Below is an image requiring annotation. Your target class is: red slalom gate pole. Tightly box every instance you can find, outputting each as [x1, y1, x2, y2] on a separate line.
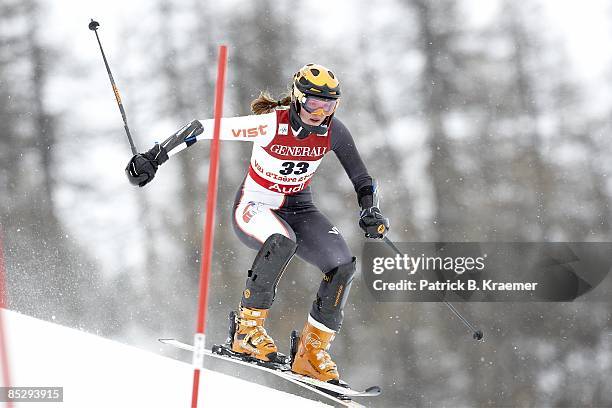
[0, 226, 14, 408]
[190, 45, 228, 408]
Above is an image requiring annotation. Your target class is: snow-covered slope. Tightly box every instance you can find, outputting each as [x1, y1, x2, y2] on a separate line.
[1, 309, 326, 408]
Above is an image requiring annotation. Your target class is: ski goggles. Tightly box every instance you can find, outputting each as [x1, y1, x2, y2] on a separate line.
[302, 95, 338, 115]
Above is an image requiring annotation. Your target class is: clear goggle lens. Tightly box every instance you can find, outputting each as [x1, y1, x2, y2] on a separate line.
[302, 96, 337, 115]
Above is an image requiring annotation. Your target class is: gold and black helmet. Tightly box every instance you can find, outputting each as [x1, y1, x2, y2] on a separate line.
[292, 63, 341, 103]
[290, 64, 341, 138]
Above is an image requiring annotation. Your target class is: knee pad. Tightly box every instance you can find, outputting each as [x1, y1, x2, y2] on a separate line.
[241, 233, 297, 309]
[310, 257, 356, 332]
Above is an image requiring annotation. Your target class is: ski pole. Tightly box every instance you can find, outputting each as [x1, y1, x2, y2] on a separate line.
[382, 237, 484, 341]
[88, 19, 138, 156]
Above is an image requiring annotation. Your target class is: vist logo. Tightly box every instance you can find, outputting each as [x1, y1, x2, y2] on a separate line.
[278, 123, 288, 135]
[232, 125, 268, 138]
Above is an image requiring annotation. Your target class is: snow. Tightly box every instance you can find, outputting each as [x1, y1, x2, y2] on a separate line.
[1, 309, 327, 408]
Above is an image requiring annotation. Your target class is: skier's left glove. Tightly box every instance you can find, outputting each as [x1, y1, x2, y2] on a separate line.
[125, 143, 169, 187]
[359, 207, 390, 239]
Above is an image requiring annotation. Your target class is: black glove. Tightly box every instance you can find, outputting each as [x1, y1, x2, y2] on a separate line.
[359, 207, 390, 239]
[125, 143, 169, 187]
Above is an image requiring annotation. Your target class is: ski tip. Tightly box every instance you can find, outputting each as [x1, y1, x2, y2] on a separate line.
[158, 338, 174, 344]
[365, 386, 382, 396]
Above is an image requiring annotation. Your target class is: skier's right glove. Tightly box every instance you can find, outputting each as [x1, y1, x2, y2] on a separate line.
[359, 207, 390, 239]
[357, 182, 389, 239]
[125, 143, 169, 187]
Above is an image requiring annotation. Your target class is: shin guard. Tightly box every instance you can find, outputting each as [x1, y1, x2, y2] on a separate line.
[241, 233, 297, 309]
[310, 257, 356, 332]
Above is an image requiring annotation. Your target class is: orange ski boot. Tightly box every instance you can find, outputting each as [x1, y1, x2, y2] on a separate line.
[291, 319, 340, 382]
[231, 305, 280, 362]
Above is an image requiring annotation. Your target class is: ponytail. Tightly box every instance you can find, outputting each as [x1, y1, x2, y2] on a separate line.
[250, 91, 291, 115]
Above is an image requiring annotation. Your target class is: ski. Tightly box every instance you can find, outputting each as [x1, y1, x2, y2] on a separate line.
[159, 338, 380, 407]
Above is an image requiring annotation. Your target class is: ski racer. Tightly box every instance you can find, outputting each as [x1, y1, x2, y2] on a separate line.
[125, 63, 390, 384]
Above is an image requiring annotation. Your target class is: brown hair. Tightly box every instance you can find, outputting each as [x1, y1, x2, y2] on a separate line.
[250, 91, 291, 115]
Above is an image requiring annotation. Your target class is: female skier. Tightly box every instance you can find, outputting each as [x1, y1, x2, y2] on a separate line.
[126, 64, 390, 383]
